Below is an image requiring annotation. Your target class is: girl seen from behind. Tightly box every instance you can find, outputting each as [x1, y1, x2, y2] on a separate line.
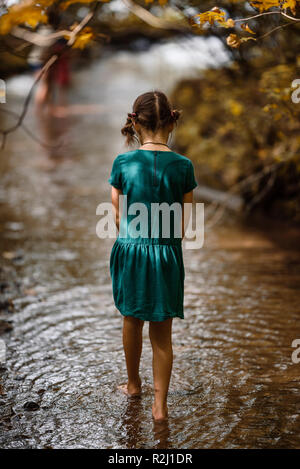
[108, 90, 197, 422]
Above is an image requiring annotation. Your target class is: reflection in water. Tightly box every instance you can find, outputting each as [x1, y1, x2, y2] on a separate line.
[153, 419, 171, 449]
[37, 111, 72, 167]
[118, 396, 171, 449]
[119, 397, 143, 449]
[0, 43, 300, 449]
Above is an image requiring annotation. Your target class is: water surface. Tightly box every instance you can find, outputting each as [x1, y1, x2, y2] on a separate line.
[0, 43, 300, 449]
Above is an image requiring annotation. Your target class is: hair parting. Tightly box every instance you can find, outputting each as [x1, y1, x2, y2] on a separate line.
[121, 90, 181, 146]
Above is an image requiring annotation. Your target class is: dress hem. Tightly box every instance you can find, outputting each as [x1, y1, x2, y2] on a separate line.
[116, 308, 184, 322]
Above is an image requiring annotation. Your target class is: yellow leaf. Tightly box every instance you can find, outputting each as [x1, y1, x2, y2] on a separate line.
[226, 33, 241, 48]
[228, 99, 244, 116]
[195, 7, 235, 29]
[241, 23, 256, 35]
[225, 18, 235, 28]
[72, 27, 94, 49]
[240, 37, 257, 44]
[195, 9, 226, 26]
[0, 1, 48, 35]
[250, 1, 281, 13]
[60, 0, 110, 10]
[282, 0, 297, 14]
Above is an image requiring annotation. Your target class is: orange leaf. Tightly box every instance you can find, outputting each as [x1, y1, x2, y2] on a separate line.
[226, 33, 241, 48]
[241, 23, 256, 35]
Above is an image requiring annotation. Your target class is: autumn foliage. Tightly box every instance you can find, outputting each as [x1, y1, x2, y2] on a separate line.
[0, 0, 299, 219]
[0, 0, 299, 49]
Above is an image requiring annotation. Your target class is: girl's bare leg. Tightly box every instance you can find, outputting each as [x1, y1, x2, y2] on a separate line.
[149, 318, 173, 421]
[120, 316, 144, 396]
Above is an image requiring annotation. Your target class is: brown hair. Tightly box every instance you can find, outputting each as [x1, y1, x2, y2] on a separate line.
[121, 90, 181, 146]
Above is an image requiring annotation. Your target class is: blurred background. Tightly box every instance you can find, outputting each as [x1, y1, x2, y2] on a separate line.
[0, 0, 300, 449]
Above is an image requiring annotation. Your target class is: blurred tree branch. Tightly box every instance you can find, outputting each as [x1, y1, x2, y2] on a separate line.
[1, 54, 58, 149]
[122, 0, 188, 31]
[0, 107, 64, 148]
[0, 2, 100, 149]
[204, 161, 285, 229]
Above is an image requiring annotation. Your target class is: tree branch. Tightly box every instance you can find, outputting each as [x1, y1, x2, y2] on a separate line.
[0, 3, 100, 149]
[203, 160, 287, 229]
[0, 108, 65, 149]
[1, 54, 58, 149]
[122, 0, 187, 31]
[11, 25, 70, 47]
[234, 10, 300, 23]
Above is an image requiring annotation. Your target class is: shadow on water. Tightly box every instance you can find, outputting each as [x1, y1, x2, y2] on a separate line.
[0, 41, 300, 448]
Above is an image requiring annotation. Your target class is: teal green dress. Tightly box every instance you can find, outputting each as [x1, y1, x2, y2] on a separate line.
[108, 149, 197, 322]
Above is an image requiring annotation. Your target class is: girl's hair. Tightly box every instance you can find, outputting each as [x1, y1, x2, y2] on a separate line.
[121, 90, 181, 146]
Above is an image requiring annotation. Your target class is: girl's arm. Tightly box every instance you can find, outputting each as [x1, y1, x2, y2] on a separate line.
[111, 187, 122, 231]
[182, 190, 193, 239]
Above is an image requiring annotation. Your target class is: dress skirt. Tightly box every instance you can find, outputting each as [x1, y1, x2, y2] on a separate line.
[110, 237, 185, 322]
[108, 149, 198, 322]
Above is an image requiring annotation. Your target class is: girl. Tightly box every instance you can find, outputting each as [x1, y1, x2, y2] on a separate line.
[108, 90, 197, 422]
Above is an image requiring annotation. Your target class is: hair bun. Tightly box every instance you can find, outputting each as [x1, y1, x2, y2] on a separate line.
[171, 109, 181, 121]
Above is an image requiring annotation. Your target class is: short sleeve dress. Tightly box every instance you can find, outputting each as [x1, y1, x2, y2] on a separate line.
[108, 149, 197, 322]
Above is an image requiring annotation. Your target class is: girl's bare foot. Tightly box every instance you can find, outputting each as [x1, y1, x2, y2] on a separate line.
[152, 402, 168, 422]
[118, 379, 141, 397]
